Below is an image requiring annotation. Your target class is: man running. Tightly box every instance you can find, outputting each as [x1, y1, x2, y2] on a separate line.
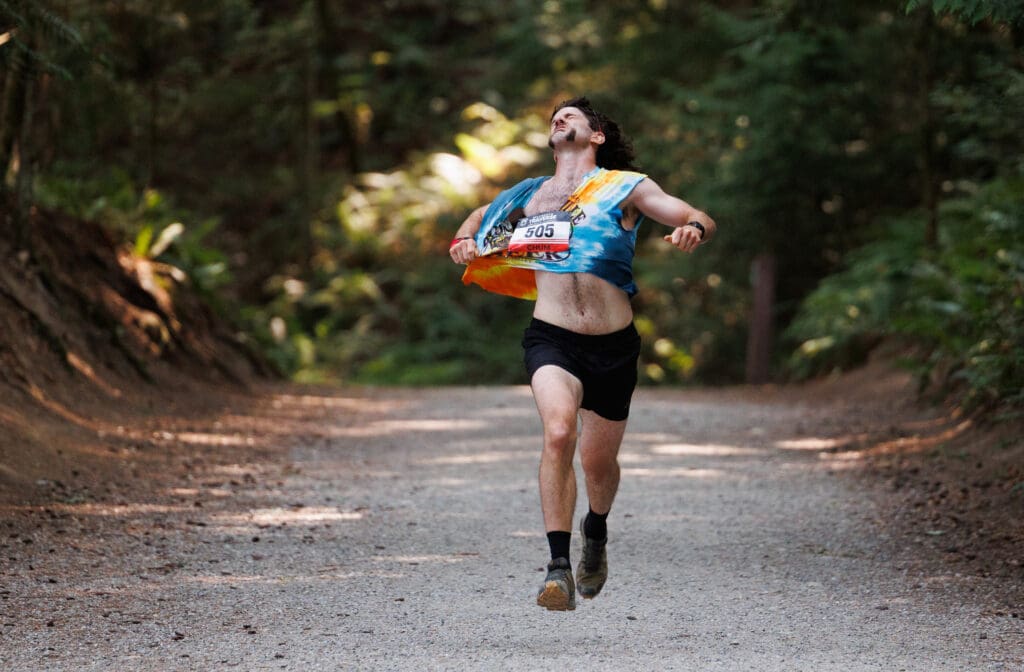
[449, 96, 716, 611]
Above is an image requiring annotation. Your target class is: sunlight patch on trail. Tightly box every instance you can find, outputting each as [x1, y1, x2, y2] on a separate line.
[650, 443, 765, 457]
[332, 418, 488, 437]
[174, 431, 257, 447]
[373, 554, 476, 565]
[269, 394, 407, 414]
[621, 467, 726, 479]
[776, 437, 847, 451]
[4, 502, 188, 516]
[417, 450, 532, 466]
[214, 506, 364, 527]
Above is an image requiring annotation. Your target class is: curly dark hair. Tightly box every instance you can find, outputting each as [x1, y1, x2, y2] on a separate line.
[551, 96, 639, 172]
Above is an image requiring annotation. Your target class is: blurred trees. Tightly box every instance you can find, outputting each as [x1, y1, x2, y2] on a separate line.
[1, 1, 1020, 404]
[0, 1, 83, 245]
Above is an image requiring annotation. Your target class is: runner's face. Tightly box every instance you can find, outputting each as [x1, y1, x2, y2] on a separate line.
[548, 107, 594, 148]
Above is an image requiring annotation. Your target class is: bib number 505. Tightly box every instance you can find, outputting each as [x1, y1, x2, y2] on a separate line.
[523, 223, 556, 238]
[508, 211, 572, 255]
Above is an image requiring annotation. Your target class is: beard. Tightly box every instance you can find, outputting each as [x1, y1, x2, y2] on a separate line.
[548, 128, 576, 149]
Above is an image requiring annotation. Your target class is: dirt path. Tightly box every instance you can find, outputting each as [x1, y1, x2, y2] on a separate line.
[1, 381, 1022, 671]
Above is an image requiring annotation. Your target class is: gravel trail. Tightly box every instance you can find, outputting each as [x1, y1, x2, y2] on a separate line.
[1, 384, 1021, 671]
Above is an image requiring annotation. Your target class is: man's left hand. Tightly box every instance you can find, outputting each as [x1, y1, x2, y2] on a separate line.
[663, 224, 703, 253]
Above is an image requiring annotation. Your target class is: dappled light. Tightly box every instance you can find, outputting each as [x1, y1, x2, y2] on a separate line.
[269, 394, 408, 414]
[3, 502, 188, 517]
[1, 0, 1022, 666]
[776, 437, 850, 451]
[775, 417, 974, 460]
[65, 352, 122, 398]
[3, 381, 1022, 669]
[417, 450, 535, 466]
[617, 451, 655, 465]
[24, 384, 110, 433]
[621, 467, 727, 479]
[329, 418, 489, 438]
[373, 554, 476, 566]
[417, 477, 470, 487]
[216, 507, 364, 527]
[508, 529, 544, 539]
[473, 405, 536, 419]
[173, 431, 257, 447]
[188, 574, 274, 586]
[650, 443, 765, 457]
[166, 487, 233, 499]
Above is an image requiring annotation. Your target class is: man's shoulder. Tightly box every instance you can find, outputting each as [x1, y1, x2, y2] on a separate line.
[604, 169, 647, 180]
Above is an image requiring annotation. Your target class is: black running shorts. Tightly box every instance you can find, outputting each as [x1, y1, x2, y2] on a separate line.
[522, 318, 641, 422]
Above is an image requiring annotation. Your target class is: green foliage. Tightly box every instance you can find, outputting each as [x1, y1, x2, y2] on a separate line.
[785, 221, 922, 378]
[248, 97, 752, 386]
[787, 176, 1024, 409]
[906, 0, 1024, 25]
[933, 52, 1024, 175]
[0, 0, 85, 77]
[11, 0, 1024, 402]
[243, 103, 543, 384]
[36, 168, 232, 294]
[632, 242, 750, 385]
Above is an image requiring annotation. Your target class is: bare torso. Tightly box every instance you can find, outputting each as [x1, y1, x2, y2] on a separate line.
[524, 177, 636, 335]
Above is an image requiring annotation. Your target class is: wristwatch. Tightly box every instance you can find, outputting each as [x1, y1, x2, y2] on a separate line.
[687, 221, 706, 240]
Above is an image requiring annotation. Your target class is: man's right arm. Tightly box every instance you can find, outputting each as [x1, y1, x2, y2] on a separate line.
[449, 204, 489, 265]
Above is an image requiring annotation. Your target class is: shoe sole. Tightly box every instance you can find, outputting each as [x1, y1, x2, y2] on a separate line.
[536, 581, 576, 611]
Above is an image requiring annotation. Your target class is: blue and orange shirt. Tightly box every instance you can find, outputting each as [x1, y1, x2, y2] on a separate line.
[462, 167, 647, 300]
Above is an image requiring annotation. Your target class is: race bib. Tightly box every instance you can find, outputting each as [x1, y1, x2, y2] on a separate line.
[508, 211, 572, 255]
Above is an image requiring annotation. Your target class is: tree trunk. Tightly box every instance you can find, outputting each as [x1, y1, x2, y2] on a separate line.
[0, 42, 36, 248]
[314, 0, 360, 174]
[745, 252, 776, 385]
[916, 8, 939, 248]
[0, 62, 27, 190]
[13, 72, 36, 249]
[298, 2, 318, 270]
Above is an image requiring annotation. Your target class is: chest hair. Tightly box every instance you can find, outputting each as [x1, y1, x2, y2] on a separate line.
[525, 180, 575, 215]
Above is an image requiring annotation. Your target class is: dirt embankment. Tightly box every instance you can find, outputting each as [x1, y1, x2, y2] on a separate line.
[0, 207, 270, 502]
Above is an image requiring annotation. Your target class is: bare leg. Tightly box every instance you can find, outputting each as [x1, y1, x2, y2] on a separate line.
[578, 409, 627, 516]
[529, 365, 584, 533]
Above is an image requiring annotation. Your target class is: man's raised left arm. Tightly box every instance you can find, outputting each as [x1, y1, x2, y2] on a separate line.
[629, 178, 716, 254]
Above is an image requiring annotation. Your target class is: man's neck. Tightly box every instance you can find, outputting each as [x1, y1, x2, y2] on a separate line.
[550, 148, 598, 185]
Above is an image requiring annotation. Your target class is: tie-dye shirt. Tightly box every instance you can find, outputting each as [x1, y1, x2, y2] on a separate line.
[462, 167, 647, 300]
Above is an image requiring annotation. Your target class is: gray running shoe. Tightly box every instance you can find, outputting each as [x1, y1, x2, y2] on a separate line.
[536, 557, 576, 611]
[576, 518, 608, 599]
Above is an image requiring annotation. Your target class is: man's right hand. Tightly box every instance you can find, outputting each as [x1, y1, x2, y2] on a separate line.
[449, 238, 479, 265]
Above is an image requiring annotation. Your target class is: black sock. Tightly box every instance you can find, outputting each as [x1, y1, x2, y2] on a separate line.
[583, 508, 608, 540]
[546, 531, 571, 563]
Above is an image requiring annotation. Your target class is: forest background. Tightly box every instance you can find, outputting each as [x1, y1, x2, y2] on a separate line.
[1, 0, 1022, 414]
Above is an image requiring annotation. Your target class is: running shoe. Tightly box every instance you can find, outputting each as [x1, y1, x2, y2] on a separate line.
[576, 518, 608, 598]
[536, 557, 576, 611]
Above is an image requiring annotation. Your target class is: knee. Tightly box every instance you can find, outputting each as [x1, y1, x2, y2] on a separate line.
[543, 419, 577, 455]
[580, 448, 618, 476]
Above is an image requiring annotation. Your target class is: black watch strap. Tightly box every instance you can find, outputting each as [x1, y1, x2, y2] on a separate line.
[688, 221, 706, 240]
